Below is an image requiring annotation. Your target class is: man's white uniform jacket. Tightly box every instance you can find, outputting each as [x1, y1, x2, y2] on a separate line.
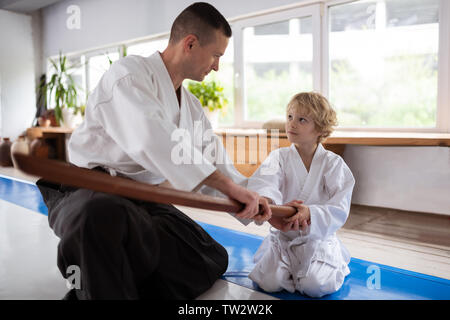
[69, 52, 250, 224]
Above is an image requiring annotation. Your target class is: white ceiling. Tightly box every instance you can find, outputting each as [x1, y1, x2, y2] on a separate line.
[0, 0, 63, 13]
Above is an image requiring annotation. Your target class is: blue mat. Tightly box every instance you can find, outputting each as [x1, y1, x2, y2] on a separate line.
[197, 222, 450, 300]
[1, 175, 449, 300]
[0, 175, 48, 215]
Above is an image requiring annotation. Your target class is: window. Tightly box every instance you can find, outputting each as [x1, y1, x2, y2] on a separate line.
[202, 37, 235, 127]
[44, 0, 450, 132]
[45, 55, 87, 109]
[68, 55, 87, 107]
[87, 49, 120, 93]
[233, 5, 321, 127]
[327, 0, 440, 128]
[126, 38, 169, 57]
[243, 17, 314, 122]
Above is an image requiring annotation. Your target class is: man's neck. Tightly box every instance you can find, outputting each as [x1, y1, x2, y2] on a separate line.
[160, 49, 184, 91]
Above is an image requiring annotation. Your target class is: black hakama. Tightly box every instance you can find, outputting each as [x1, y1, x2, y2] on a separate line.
[36, 176, 228, 300]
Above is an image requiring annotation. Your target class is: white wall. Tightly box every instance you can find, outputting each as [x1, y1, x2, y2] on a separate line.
[344, 146, 450, 215]
[31, 10, 44, 90]
[0, 9, 36, 140]
[39, 0, 450, 216]
[41, 0, 307, 58]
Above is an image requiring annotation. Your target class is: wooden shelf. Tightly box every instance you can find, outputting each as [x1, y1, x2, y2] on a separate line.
[25, 127, 74, 162]
[215, 129, 450, 147]
[324, 131, 450, 146]
[22, 126, 449, 176]
[26, 126, 74, 138]
[214, 129, 450, 177]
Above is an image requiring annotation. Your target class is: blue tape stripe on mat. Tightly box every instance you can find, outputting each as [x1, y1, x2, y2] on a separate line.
[1, 175, 449, 300]
[0, 175, 48, 215]
[197, 222, 450, 300]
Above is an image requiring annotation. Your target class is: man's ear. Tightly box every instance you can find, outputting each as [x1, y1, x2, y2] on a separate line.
[183, 34, 198, 52]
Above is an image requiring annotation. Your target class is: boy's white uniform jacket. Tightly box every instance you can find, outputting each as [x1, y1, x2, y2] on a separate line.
[247, 143, 355, 293]
[68, 51, 250, 224]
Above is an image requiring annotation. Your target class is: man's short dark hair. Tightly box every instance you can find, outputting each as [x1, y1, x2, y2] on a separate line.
[169, 2, 232, 46]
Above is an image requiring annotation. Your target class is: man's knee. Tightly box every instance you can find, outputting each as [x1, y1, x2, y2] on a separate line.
[216, 243, 229, 273]
[81, 194, 127, 223]
[78, 194, 132, 241]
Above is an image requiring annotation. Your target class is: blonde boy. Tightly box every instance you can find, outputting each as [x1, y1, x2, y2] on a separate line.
[248, 92, 355, 298]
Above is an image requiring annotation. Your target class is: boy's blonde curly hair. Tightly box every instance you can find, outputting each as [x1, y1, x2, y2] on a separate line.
[287, 92, 338, 143]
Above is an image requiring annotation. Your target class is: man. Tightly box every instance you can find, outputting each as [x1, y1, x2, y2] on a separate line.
[37, 2, 271, 300]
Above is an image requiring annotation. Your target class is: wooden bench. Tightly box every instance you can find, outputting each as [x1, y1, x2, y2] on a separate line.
[215, 129, 450, 177]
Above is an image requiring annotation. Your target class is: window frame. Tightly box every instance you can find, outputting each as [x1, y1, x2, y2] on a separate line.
[44, 0, 450, 133]
[124, 34, 169, 58]
[84, 46, 121, 94]
[46, 34, 170, 100]
[231, 4, 323, 128]
[323, 0, 450, 133]
[437, 0, 450, 133]
[45, 53, 88, 110]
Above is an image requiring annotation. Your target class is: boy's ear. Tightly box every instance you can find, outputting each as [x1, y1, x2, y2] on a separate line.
[317, 130, 324, 142]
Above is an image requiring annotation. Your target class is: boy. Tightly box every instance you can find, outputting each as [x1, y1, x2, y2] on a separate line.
[247, 92, 355, 298]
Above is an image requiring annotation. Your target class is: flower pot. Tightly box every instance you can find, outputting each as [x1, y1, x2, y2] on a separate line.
[43, 109, 58, 127]
[11, 136, 30, 169]
[0, 138, 13, 167]
[61, 108, 83, 129]
[38, 117, 51, 127]
[30, 138, 49, 159]
[61, 108, 76, 129]
[204, 108, 219, 129]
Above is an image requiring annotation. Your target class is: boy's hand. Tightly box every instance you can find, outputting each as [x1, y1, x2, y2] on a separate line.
[284, 200, 311, 231]
[268, 200, 310, 232]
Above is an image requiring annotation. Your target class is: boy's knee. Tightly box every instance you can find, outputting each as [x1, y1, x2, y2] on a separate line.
[297, 265, 339, 298]
[249, 264, 291, 293]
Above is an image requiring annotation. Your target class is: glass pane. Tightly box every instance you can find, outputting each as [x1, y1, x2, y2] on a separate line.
[68, 56, 86, 107]
[244, 17, 314, 122]
[386, 0, 439, 27]
[207, 38, 234, 126]
[88, 51, 119, 92]
[46, 55, 86, 109]
[254, 21, 289, 35]
[126, 38, 169, 57]
[329, 0, 439, 128]
[330, 1, 377, 31]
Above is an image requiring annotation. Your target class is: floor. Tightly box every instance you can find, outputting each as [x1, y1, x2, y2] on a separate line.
[179, 204, 450, 281]
[0, 166, 449, 300]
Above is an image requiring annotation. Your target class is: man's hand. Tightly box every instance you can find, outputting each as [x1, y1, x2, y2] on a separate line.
[269, 200, 310, 232]
[227, 183, 272, 222]
[157, 180, 174, 189]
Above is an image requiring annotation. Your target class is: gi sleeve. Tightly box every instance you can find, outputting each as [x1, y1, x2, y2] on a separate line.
[195, 110, 253, 226]
[247, 149, 284, 205]
[308, 158, 355, 240]
[92, 74, 216, 192]
[198, 110, 248, 188]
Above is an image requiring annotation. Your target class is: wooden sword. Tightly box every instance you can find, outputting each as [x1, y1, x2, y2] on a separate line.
[13, 153, 296, 218]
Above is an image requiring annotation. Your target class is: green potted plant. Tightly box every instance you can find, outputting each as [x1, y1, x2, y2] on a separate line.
[187, 80, 228, 128]
[45, 52, 83, 127]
